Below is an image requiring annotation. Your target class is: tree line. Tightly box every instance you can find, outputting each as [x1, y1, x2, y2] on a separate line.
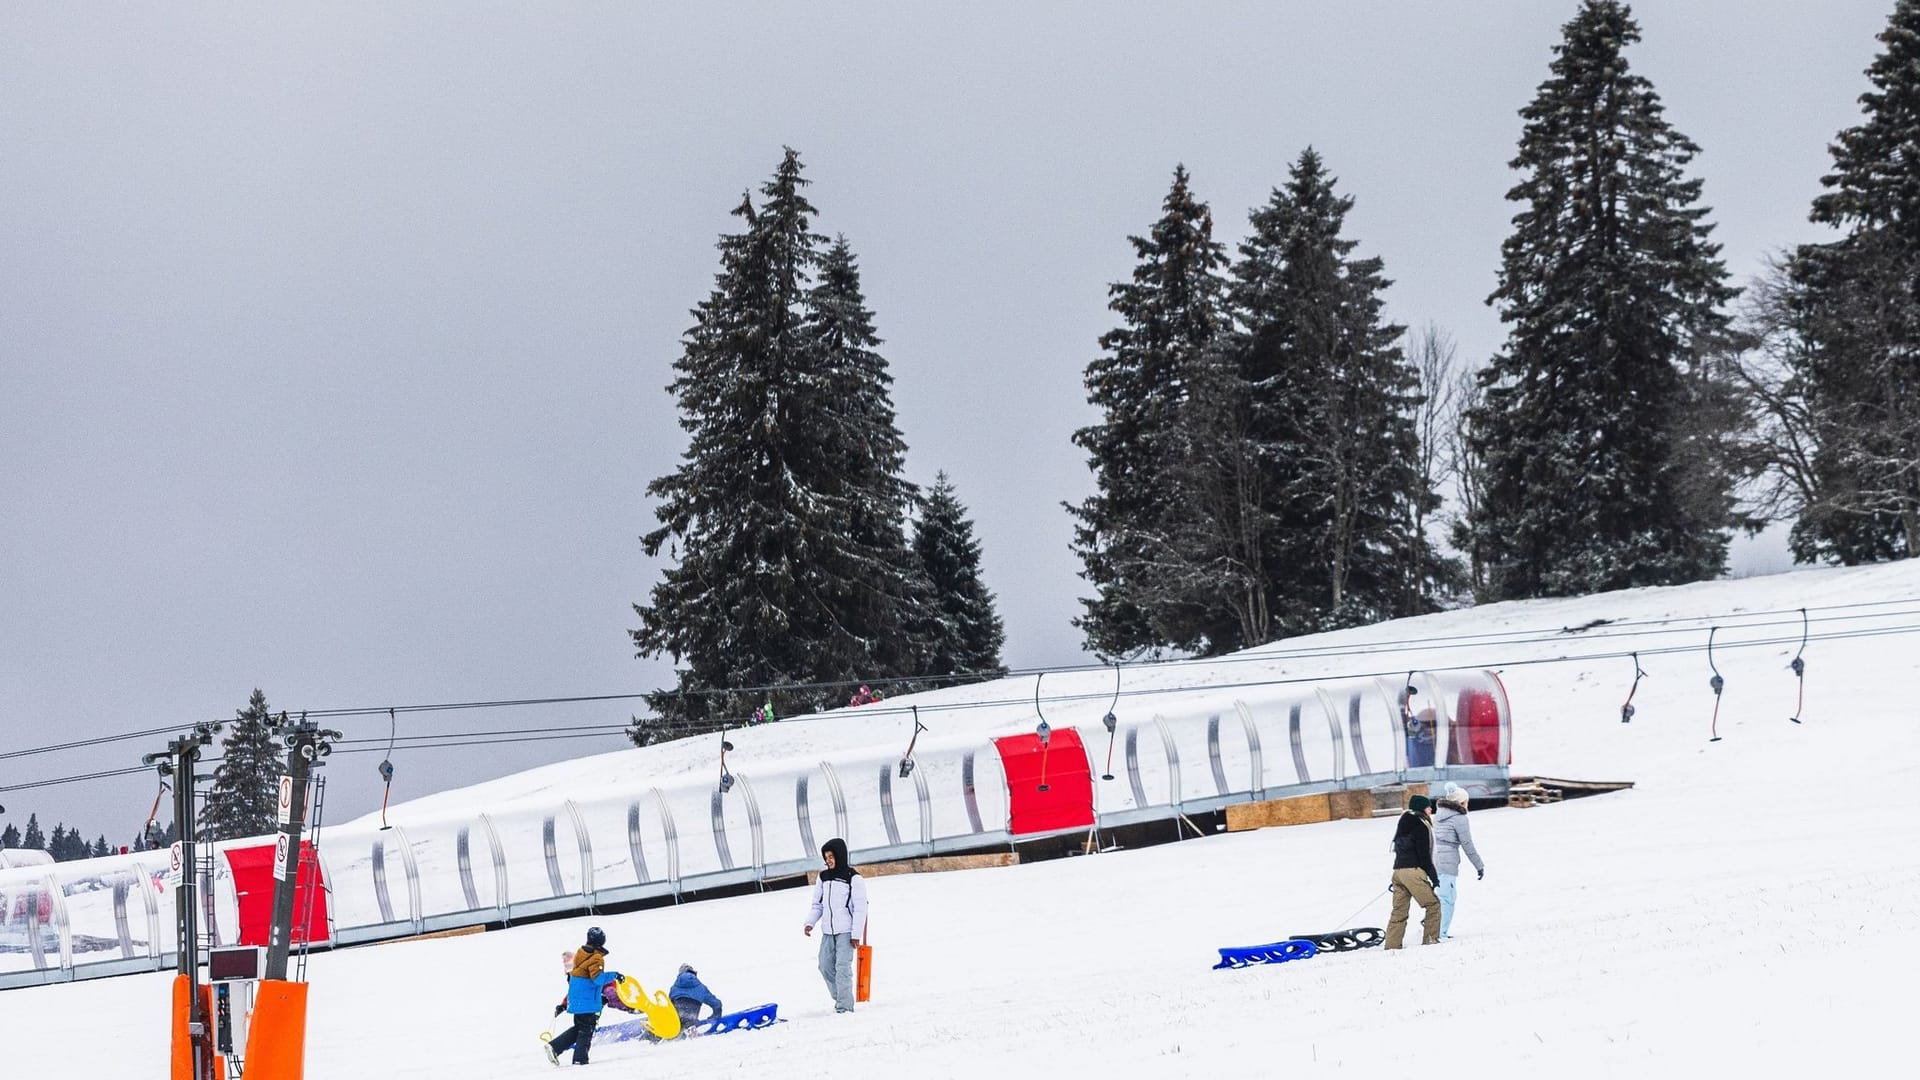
[1070, 0, 1920, 657]
[633, 1, 1920, 709]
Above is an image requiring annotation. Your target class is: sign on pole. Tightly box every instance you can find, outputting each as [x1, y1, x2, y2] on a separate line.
[167, 840, 184, 888]
[272, 833, 292, 882]
[276, 775, 295, 826]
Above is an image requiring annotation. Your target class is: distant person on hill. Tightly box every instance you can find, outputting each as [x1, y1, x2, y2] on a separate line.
[803, 837, 868, 1013]
[1385, 795, 1443, 949]
[546, 926, 624, 1066]
[848, 685, 883, 707]
[1432, 782, 1486, 940]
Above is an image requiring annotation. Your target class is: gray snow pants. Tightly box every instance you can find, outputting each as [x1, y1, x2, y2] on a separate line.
[817, 930, 856, 1012]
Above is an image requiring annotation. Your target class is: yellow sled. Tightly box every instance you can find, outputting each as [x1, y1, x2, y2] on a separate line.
[615, 976, 681, 1040]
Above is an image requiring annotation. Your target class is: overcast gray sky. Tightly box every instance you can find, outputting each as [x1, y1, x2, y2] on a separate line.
[0, 1, 1893, 842]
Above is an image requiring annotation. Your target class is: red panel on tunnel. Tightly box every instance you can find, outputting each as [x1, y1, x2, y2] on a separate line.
[224, 840, 330, 947]
[993, 729, 1095, 835]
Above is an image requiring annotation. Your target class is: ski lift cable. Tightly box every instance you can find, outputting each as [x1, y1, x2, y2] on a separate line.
[11, 619, 1920, 799]
[12, 601, 1920, 763]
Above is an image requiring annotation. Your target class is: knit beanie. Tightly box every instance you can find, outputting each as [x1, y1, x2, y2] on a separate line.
[1408, 795, 1433, 813]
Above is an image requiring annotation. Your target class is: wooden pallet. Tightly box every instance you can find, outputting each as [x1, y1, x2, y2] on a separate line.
[1506, 775, 1634, 808]
[1507, 783, 1563, 808]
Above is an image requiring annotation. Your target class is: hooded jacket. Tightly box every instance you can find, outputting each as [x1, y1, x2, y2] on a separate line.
[1390, 809, 1439, 884]
[669, 968, 723, 1019]
[564, 943, 621, 1015]
[1433, 803, 1484, 877]
[806, 837, 869, 936]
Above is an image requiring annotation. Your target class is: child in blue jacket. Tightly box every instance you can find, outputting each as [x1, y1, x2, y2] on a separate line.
[546, 927, 623, 1066]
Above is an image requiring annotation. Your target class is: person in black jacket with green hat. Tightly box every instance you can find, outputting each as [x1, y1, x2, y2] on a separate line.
[1385, 795, 1443, 948]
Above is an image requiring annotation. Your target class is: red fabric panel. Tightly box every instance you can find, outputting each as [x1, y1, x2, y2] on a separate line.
[1451, 689, 1504, 765]
[993, 729, 1095, 835]
[223, 841, 329, 947]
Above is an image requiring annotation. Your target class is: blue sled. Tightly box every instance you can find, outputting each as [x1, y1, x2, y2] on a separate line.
[1213, 938, 1318, 970]
[700, 1003, 781, 1034]
[592, 1003, 781, 1044]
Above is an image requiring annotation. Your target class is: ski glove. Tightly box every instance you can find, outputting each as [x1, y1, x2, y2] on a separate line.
[554, 1004, 566, 1017]
[1477, 867, 1485, 880]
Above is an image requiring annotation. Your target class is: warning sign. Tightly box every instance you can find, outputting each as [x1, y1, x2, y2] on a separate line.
[272, 833, 292, 882]
[276, 775, 295, 826]
[167, 841, 183, 888]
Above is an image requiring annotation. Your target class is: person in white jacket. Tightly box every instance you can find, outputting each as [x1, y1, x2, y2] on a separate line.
[1432, 782, 1486, 939]
[803, 837, 868, 1013]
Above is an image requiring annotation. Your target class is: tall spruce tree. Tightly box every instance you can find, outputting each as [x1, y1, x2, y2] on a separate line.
[633, 150, 929, 740]
[803, 237, 934, 678]
[1466, 0, 1740, 600]
[1, 823, 19, 848]
[1070, 165, 1233, 656]
[1777, 0, 1920, 561]
[912, 472, 1007, 679]
[1229, 149, 1436, 634]
[48, 824, 68, 858]
[202, 689, 285, 841]
[22, 814, 43, 851]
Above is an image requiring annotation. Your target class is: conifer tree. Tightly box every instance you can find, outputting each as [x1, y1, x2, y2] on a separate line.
[1466, 0, 1740, 600]
[201, 689, 285, 842]
[0, 822, 19, 848]
[803, 237, 934, 678]
[1775, 0, 1920, 561]
[633, 150, 929, 740]
[92, 835, 111, 858]
[912, 472, 1007, 679]
[48, 824, 68, 858]
[1071, 165, 1233, 655]
[23, 814, 43, 851]
[1229, 148, 1435, 633]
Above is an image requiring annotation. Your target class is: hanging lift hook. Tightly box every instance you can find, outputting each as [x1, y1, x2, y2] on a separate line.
[378, 706, 398, 830]
[899, 705, 928, 779]
[1621, 652, 1648, 723]
[718, 719, 736, 794]
[1707, 627, 1726, 743]
[1789, 607, 1809, 724]
[1100, 662, 1121, 781]
[1034, 672, 1053, 793]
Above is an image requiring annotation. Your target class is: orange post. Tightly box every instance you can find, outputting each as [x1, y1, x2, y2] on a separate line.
[243, 979, 310, 1080]
[170, 974, 193, 1080]
[855, 942, 873, 1003]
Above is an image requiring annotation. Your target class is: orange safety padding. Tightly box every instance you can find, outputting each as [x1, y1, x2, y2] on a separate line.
[243, 979, 310, 1080]
[223, 841, 330, 947]
[855, 943, 873, 1002]
[171, 975, 192, 1080]
[993, 729, 1095, 835]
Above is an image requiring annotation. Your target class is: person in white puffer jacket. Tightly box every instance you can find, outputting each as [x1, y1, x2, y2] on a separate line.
[1432, 782, 1486, 939]
[803, 837, 868, 1013]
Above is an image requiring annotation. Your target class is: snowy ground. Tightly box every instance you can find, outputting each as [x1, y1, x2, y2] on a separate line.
[7, 561, 1920, 1078]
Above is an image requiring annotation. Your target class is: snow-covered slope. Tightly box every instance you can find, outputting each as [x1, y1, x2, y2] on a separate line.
[11, 561, 1920, 1078]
